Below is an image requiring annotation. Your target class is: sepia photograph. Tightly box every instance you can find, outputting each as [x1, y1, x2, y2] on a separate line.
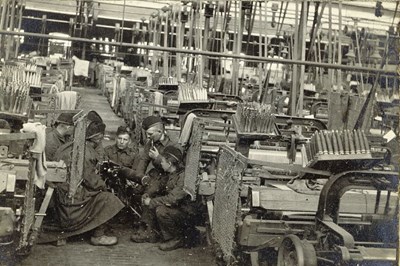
[0, 0, 399, 265]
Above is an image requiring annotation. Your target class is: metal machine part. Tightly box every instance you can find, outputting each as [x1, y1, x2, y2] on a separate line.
[212, 144, 398, 265]
[0, 207, 15, 264]
[183, 118, 205, 200]
[0, 207, 15, 245]
[212, 145, 247, 264]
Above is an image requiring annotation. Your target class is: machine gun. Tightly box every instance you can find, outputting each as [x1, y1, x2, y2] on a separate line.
[98, 160, 142, 217]
[98, 160, 122, 187]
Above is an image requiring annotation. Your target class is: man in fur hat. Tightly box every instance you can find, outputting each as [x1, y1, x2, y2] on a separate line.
[45, 113, 74, 161]
[40, 120, 124, 246]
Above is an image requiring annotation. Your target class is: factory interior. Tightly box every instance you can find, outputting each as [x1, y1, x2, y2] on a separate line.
[0, 1, 399, 265]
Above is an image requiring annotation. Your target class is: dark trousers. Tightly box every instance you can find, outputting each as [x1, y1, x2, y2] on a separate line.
[142, 205, 196, 241]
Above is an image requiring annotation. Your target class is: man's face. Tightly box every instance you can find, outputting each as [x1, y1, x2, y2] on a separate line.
[160, 157, 172, 172]
[145, 127, 162, 142]
[58, 124, 73, 136]
[116, 133, 130, 150]
[90, 133, 104, 147]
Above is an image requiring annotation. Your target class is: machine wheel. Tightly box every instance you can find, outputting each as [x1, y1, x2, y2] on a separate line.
[277, 235, 317, 266]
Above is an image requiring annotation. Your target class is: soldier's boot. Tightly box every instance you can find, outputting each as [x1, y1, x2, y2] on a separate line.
[130, 229, 159, 243]
[158, 237, 184, 251]
[90, 235, 118, 246]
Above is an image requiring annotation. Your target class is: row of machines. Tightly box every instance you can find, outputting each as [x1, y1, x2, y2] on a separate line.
[181, 106, 398, 265]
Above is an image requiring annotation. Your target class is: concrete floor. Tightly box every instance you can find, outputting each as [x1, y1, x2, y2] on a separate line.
[19, 228, 215, 266]
[18, 86, 216, 266]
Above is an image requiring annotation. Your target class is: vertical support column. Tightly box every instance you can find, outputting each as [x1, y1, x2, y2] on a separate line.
[196, 1, 202, 87]
[290, 1, 299, 116]
[203, 3, 211, 79]
[139, 17, 145, 66]
[0, 0, 9, 58]
[14, 0, 24, 58]
[327, 0, 333, 90]
[114, 23, 120, 55]
[38, 14, 47, 56]
[337, 1, 343, 91]
[162, 8, 169, 77]
[151, 15, 159, 73]
[5, 0, 16, 60]
[297, 2, 307, 117]
[176, 6, 184, 82]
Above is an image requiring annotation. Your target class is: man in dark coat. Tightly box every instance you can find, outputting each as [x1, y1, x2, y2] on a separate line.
[104, 125, 138, 168]
[45, 113, 74, 161]
[131, 146, 199, 251]
[41, 120, 124, 246]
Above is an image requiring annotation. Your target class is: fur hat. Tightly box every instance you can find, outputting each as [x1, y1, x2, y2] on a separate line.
[162, 146, 183, 164]
[116, 125, 130, 136]
[56, 113, 75, 125]
[142, 116, 163, 131]
[86, 121, 106, 139]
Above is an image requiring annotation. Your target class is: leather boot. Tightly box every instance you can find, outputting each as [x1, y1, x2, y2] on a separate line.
[90, 235, 118, 246]
[158, 237, 183, 251]
[130, 229, 159, 243]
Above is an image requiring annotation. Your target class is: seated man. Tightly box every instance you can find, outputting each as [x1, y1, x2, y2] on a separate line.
[104, 125, 138, 168]
[40, 120, 124, 246]
[103, 125, 139, 205]
[45, 113, 74, 161]
[120, 115, 180, 194]
[131, 146, 200, 251]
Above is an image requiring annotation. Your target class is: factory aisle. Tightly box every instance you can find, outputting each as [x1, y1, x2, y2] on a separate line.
[73, 86, 124, 140]
[18, 86, 215, 266]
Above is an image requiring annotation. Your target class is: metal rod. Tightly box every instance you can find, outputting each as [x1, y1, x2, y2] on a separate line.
[290, 0, 299, 116]
[374, 190, 381, 214]
[120, 0, 126, 44]
[357, 129, 366, 153]
[348, 130, 355, 154]
[331, 130, 339, 155]
[315, 131, 323, 155]
[343, 129, 350, 154]
[163, 11, 169, 76]
[0, 29, 396, 75]
[353, 129, 361, 153]
[337, 1, 343, 90]
[362, 130, 370, 153]
[320, 131, 328, 154]
[336, 130, 344, 155]
[384, 191, 391, 215]
[353, 19, 365, 91]
[325, 131, 334, 154]
[327, 0, 333, 90]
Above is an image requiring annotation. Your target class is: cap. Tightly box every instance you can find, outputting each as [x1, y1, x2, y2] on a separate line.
[56, 113, 75, 125]
[162, 146, 183, 163]
[116, 125, 130, 136]
[86, 121, 106, 139]
[142, 115, 163, 131]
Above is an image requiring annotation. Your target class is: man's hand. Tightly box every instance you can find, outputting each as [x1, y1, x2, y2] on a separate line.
[143, 197, 151, 206]
[148, 146, 159, 159]
[142, 193, 151, 206]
